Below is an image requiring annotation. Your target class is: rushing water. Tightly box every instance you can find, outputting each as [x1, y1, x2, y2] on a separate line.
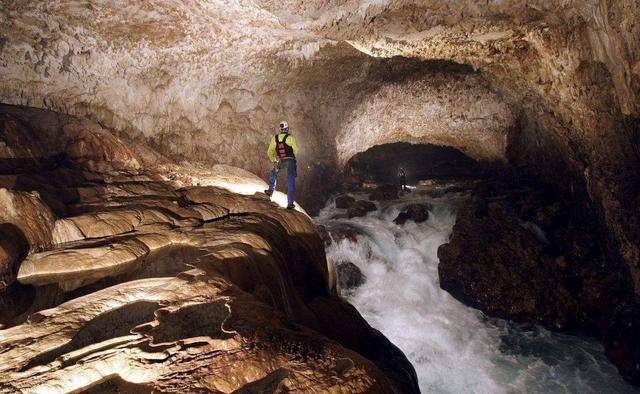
[317, 186, 638, 394]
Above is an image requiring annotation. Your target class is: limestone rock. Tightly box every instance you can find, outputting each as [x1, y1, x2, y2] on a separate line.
[327, 223, 365, 244]
[336, 261, 366, 291]
[335, 195, 356, 209]
[347, 200, 377, 219]
[369, 184, 400, 201]
[0, 189, 55, 251]
[393, 204, 430, 225]
[0, 105, 418, 393]
[437, 180, 640, 381]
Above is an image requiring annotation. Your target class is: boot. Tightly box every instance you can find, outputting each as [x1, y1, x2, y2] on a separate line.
[264, 189, 273, 197]
[287, 204, 295, 210]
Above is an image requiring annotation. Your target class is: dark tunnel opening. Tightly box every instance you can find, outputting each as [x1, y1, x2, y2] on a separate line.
[343, 142, 487, 186]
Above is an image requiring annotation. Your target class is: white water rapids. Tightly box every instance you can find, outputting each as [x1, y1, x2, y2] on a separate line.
[317, 187, 638, 393]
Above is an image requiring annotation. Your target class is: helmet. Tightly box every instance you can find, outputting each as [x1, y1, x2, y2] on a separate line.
[279, 121, 289, 132]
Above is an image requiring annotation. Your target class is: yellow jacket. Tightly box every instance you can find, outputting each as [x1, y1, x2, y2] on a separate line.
[267, 133, 298, 162]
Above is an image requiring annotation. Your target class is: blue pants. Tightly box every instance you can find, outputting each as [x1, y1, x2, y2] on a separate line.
[268, 159, 296, 206]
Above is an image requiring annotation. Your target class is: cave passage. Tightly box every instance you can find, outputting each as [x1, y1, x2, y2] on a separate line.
[344, 142, 485, 186]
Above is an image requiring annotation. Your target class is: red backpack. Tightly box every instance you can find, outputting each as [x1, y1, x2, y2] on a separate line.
[276, 133, 294, 159]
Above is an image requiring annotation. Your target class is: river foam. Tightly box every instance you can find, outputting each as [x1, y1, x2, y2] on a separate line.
[317, 187, 637, 393]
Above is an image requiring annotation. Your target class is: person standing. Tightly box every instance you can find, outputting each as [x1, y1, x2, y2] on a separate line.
[399, 167, 408, 191]
[264, 121, 298, 209]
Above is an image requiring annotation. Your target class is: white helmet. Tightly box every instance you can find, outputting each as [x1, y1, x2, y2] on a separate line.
[279, 121, 289, 132]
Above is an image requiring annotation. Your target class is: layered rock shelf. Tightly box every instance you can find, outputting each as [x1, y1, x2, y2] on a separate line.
[0, 105, 419, 393]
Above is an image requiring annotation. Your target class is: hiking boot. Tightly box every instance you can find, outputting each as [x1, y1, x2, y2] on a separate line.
[264, 189, 273, 197]
[287, 204, 295, 210]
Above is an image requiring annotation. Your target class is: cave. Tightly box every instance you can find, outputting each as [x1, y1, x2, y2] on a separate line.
[0, 1, 639, 393]
[344, 142, 485, 185]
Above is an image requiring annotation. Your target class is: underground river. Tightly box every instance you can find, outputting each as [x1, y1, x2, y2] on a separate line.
[317, 185, 637, 393]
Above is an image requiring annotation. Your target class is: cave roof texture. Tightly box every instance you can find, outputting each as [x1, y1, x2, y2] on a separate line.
[2, 0, 639, 291]
[1, 0, 639, 312]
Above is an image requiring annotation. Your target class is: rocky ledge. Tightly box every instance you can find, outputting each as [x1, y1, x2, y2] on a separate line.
[438, 180, 640, 385]
[0, 105, 419, 393]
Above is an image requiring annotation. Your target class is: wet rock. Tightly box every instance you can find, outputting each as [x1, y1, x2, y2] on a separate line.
[394, 204, 430, 225]
[393, 212, 411, 225]
[347, 200, 377, 218]
[333, 194, 377, 218]
[335, 195, 356, 209]
[438, 185, 585, 328]
[437, 180, 639, 381]
[336, 261, 366, 291]
[368, 184, 400, 201]
[316, 224, 332, 247]
[328, 224, 364, 243]
[605, 305, 640, 385]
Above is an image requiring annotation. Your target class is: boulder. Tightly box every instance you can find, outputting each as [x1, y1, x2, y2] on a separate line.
[368, 184, 399, 201]
[328, 224, 364, 243]
[335, 195, 356, 209]
[316, 225, 332, 247]
[336, 262, 366, 291]
[333, 195, 377, 218]
[393, 204, 430, 225]
[393, 212, 411, 225]
[347, 200, 377, 218]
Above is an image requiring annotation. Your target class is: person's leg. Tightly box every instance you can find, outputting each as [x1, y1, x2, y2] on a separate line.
[286, 159, 296, 207]
[266, 163, 279, 195]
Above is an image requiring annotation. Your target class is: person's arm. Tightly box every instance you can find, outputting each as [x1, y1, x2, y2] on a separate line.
[288, 135, 299, 157]
[267, 136, 277, 162]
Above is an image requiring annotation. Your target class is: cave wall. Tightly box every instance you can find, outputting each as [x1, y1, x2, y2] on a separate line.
[335, 62, 513, 165]
[0, 3, 515, 213]
[330, 0, 640, 293]
[1, 1, 639, 292]
[0, 104, 420, 392]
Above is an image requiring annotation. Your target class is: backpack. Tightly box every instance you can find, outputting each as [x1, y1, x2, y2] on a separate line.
[276, 133, 294, 159]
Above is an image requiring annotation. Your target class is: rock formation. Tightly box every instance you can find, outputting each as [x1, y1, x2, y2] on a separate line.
[438, 179, 639, 384]
[1, 0, 639, 387]
[0, 105, 419, 393]
[393, 204, 430, 226]
[336, 261, 366, 293]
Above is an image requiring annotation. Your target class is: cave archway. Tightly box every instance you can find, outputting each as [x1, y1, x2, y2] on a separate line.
[344, 142, 484, 186]
[294, 55, 515, 212]
[327, 58, 514, 168]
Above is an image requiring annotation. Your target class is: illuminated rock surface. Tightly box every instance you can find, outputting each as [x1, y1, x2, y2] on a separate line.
[0, 0, 637, 278]
[0, 106, 418, 393]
